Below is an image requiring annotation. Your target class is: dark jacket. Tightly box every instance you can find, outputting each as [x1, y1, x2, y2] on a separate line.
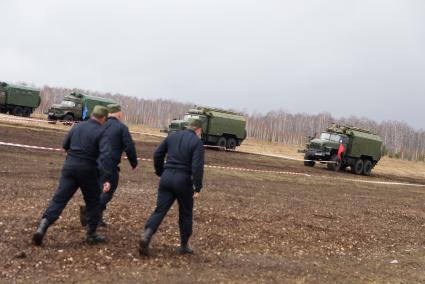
[103, 117, 138, 168]
[62, 119, 112, 181]
[154, 129, 205, 192]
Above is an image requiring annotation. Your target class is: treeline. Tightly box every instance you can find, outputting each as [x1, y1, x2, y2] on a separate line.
[35, 86, 425, 161]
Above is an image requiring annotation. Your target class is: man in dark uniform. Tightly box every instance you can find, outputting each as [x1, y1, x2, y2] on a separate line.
[139, 119, 205, 256]
[80, 104, 138, 227]
[32, 106, 113, 246]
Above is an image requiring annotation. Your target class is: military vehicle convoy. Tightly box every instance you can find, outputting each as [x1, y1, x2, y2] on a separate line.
[47, 92, 117, 122]
[0, 82, 41, 117]
[303, 124, 383, 176]
[167, 106, 247, 150]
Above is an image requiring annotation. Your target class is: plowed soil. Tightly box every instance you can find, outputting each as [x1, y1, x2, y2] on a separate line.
[1, 121, 425, 283]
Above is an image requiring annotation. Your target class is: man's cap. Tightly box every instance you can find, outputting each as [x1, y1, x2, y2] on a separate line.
[107, 104, 121, 113]
[92, 105, 109, 118]
[187, 118, 203, 129]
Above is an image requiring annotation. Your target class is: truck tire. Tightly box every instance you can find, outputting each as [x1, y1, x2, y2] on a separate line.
[63, 114, 74, 121]
[62, 114, 74, 126]
[363, 160, 373, 176]
[22, 108, 32, 117]
[216, 137, 227, 149]
[304, 153, 315, 167]
[327, 154, 341, 171]
[227, 138, 237, 150]
[351, 159, 364, 175]
[12, 106, 23, 116]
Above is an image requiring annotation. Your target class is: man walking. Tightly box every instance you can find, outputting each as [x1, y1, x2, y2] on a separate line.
[32, 106, 113, 246]
[139, 119, 205, 256]
[80, 104, 138, 227]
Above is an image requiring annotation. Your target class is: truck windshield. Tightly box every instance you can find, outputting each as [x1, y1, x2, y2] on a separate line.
[320, 132, 347, 143]
[61, 100, 76, 107]
[319, 133, 331, 140]
[184, 114, 206, 121]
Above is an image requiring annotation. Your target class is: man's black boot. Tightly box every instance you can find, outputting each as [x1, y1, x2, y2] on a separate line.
[79, 205, 87, 227]
[139, 228, 153, 256]
[86, 225, 106, 245]
[32, 218, 50, 246]
[178, 242, 194, 255]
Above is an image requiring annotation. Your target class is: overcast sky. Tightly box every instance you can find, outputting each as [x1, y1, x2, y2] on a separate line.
[1, 0, 424, 129]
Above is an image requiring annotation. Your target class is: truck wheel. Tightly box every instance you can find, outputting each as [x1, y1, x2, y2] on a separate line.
[62, 114, 74, 125]
[63, 114, 74, 121]
[363, 160, 373, 176]
[12, 106, 23, 116]
[227, 138, 237, 150]
[216, 137, 227, 149]
[304, 153, 315, 167]
[22, 108, 31, 117]
[327, 154, 341, 171]
[351, 159, 364, 175]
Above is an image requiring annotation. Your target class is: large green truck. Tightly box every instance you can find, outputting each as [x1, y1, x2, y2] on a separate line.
[47, 92, 117, 122]
[167, 106, 247, 150]
[303, 124, 383, 176]
[0, 82, 41, 117]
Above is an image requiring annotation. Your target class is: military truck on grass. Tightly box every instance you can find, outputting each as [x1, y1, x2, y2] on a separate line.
[167, 106, 247, 150]
[47, 92, 117, 122]
[303, 124, 383, 176]
[0, 82, 41, 117]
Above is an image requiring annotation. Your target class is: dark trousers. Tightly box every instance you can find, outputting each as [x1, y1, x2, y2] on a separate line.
[42, 158, 101, 227]
[145, 169, 194, 244]
[99, 166, 120, 211]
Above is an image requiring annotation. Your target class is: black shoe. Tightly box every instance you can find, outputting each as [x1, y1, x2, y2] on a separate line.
[139, 228, 153, 256]
[79, 205, 87, 227]
[178, 244, 194, 255]
[86, 226, 106, 245]
[32, 218, 50, 246]
[86, 234, 106, 245]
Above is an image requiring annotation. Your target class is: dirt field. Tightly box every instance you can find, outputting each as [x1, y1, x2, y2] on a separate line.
[1, 120, 425, 283]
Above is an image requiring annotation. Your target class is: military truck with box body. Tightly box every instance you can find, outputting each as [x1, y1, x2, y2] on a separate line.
[0, 82, 41, 117]
[303, 124, 383, 176]
[47, 92, 117, 122]
[167, 106, 247, 150]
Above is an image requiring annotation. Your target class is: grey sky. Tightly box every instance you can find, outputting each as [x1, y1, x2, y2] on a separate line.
[1, 0, 424, 129]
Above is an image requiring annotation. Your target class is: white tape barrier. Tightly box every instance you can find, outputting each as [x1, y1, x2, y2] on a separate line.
[0, 114, 79, 125]
[0, 141, 309, 177]
[129, 130, 166, 138]
[0, 141, 63, 152]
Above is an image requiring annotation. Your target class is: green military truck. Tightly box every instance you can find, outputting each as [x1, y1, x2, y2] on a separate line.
[47, 92, 117, 122]
[0, 82, 41, 117]
[303, 124, 383, 176]
[167, 106, 247, 150]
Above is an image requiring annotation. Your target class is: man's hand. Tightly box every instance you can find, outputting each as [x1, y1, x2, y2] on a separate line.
[132, 166, 138, 171]
[193, 192, 200, 198]
[103, 182, 111, 193]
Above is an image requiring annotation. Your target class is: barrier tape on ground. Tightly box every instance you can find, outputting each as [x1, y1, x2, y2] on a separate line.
[1, 140, 424, 187]
[0, 114, 79, 125]
[0, 141, 309, 177]
[0, 141, 64, 152]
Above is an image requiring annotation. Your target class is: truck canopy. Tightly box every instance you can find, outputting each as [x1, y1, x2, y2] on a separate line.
[0, 82, 41, 108]
[327, 125, 383, 161]
[189, 106, 247, 140]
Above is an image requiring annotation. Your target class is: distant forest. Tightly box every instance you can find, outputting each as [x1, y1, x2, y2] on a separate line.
[35, 85, 425, 161]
